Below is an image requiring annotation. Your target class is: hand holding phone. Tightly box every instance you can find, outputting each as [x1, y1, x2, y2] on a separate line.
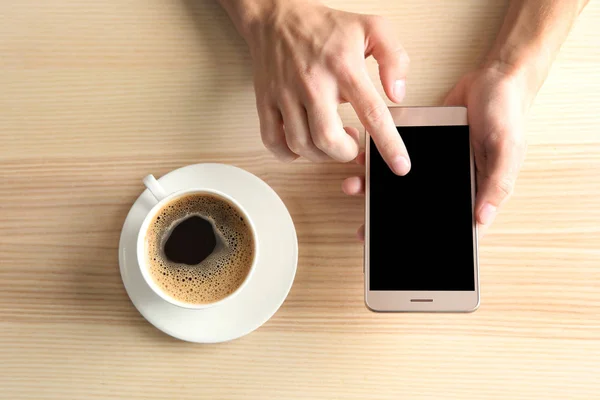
[363, 106, 480, 312]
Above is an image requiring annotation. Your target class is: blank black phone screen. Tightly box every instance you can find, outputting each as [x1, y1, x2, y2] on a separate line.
[369, 125, 475, 291]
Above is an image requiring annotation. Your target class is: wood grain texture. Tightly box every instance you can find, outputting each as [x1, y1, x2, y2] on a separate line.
[1, 0, 599, 399]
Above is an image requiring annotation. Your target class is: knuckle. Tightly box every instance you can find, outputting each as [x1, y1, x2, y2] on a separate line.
[493, 177, 514, 199]
[286, 134, 309, 154]
[363, 102, 388, 127]
[278, 153, 298, 163]
[301, 79, 322, 103]
[341, 68, 361, 88]
[339, 72, 361, 91]
[258, 79, 280, 101]
[327, 53, 348, 74]
[325, 53, 357, 84]
[377, 137, 397, 159]
[396, 47, 410, 65]
[336, 147, 359, 163]
[254, 89, 272, 109]
[277, 90, 295, 110]
[261, 131, 284, 151]
[275, 146, 299, 162]
[313, 130, 337, 152]
[485, 123, 522, 147]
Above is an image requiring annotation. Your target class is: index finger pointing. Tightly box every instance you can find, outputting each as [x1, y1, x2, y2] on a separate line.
[345, 73, 410, 175]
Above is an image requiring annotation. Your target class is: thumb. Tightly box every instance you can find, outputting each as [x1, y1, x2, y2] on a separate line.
[476, 136, 524, 227]
[365, 17, 410, 103]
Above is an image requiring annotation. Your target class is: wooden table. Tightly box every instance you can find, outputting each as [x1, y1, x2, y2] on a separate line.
[2, 1, 599, 398]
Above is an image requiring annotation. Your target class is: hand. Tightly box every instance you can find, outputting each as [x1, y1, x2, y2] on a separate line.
[342, 65, 529, 241]
[240, 0, 411, 174]
[341, 152, 366, 241]
[444, 65, 528, 235]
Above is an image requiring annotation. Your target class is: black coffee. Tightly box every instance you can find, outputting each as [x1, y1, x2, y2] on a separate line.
[144, 193, 255, 304]
[164, 216, 217, 265]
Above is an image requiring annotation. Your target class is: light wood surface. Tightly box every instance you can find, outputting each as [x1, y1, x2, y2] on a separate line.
[1, 0, 599, 399]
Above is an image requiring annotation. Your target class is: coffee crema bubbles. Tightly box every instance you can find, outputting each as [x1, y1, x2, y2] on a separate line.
[144, 193, 255, 304]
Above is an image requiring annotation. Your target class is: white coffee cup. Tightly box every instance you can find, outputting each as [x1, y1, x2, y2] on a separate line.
[137, 174, 259, 310]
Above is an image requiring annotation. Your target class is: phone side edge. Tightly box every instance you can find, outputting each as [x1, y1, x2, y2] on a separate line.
[469, 122, 481, 312]
[364, 131, 376, 311]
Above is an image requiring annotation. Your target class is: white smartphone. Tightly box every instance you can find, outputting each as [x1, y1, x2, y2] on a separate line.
[365, 106, 479, 312]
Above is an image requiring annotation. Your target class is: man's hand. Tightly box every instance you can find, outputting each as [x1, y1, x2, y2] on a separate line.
[444, 65, 527, 234]
[342, 66, 528, 241]
[342, 0, 589, 241]
[341, 152, 366, 241]
[219, 0, 411, 174]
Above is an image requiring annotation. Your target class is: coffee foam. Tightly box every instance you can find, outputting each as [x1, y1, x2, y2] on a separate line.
[145, 193, 255, 305]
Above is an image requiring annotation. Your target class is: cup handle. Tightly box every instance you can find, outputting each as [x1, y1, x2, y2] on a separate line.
[143, 174, 168, 203]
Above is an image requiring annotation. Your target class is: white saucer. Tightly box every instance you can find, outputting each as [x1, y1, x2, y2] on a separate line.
[118, 163, 298, 343]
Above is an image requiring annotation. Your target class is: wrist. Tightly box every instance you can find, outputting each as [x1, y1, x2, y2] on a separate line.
[217, 0, 274, 39]
[483, 43, 548, 111]
[480, 0, 585, 112]
[218, 0, 320, 41]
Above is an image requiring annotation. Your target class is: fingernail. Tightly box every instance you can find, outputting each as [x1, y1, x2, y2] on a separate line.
[479, 203, 497, 226]
[392, 156, 411, 175]
[393, 80, 406, 102]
